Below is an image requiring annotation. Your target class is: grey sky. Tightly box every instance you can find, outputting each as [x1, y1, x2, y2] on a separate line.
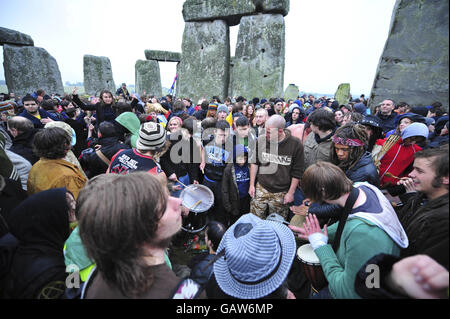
[0, 0, 396, 96]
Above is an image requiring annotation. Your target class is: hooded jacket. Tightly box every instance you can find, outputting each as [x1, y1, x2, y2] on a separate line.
[114, 112, 140, 148]
[0, 188, 70, 299]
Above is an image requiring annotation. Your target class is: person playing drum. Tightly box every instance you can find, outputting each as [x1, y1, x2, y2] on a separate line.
[289, 161, 408, 299]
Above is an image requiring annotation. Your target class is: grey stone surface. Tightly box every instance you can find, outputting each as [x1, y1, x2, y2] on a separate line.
[230, 14, 285, 99]
[182, 0, 289, 26]
[144, 50, 182, 62]
[3, 44, 63, 96]
[335, 83, 351, 106]
[83, 55, 116, 96]
[369, 0, 449, 110]
[135, 60, 162, 97]
[0, 27, 34, 46]
[177, 20, 230, 103]
[284, 83, 299, 100]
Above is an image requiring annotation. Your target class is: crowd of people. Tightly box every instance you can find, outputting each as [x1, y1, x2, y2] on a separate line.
[0, 86, 448, 300]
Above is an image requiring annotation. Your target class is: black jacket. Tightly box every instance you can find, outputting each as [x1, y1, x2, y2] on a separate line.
[193, 109, 208, 121]
[398, 192, 449, 269]
[79, 137, 129, 179]
[72, 94, 115, 129]
[376, 113, 397, 135]
[159, 133, 200, 183]
[221, 164, 242, 216]
[65, 118, 88, 158]
[9, 129, 40, 165]
[0, 188, 70, 299]
[345, 152, 380, 187]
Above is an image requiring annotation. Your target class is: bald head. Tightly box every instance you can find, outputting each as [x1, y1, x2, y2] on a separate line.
[266, 114, 286, 129]
[7, 116, 34, 137]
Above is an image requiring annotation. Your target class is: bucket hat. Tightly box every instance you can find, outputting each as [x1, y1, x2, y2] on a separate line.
[213, 213, 296, 299]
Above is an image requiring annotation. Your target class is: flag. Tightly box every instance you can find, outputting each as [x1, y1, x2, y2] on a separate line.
[169, 74, 178, 94]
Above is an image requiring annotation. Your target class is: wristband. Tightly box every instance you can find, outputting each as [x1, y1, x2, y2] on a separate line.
[308, 232, 328, 250]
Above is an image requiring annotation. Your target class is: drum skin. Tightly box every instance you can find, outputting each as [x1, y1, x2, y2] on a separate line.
[180, 185, 214, 233]
[297, 244, 328, 291]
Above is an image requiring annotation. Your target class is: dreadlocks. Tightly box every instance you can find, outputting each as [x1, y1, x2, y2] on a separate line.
[331, 123, 368, 172]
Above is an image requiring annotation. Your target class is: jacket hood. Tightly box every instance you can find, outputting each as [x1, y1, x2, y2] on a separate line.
[114, 112, 140, 134]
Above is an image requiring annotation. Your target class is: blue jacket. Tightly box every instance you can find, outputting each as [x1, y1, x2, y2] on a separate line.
[18, 108, 60, 128]
[346, 152, 380, 187]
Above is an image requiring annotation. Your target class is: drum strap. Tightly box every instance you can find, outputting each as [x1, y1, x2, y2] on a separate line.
[332, 187, 359, 252]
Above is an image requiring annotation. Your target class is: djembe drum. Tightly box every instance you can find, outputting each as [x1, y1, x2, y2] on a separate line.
[297, 243, 328, 292]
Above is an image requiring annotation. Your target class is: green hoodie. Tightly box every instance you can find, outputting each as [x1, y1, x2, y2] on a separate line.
[114, 112, 140, 148]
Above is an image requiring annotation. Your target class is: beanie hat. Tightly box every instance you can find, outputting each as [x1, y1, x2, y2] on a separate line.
[401, 122, 429, 140]
[217, 104, 229, 115]
[136, 122, 166, 151]
[208, 103, 218, 111]
[353, 102, 367, 114]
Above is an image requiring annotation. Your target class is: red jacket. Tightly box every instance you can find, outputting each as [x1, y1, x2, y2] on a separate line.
[377, 138, 422, 187]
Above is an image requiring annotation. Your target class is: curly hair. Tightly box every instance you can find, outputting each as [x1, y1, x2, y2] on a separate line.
[32, 127, 71, 159]
[331, 124, 368, 172]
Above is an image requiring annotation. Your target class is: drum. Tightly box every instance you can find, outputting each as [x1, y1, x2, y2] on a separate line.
[297, 244, 328, 292]
[180, 184, 214, 233]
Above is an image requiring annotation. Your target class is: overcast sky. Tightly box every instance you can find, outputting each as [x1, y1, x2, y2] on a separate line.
[0, 0, 396, 96]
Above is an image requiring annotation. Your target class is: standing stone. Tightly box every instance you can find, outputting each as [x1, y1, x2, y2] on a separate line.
[284, 83, 299, 101]
[135, 60, 162, 97]
[182, 0, 289, 26]
[230, 14, 285, 100]
[0, 27, 34, 46]
[369, 0, 449, 110]
[3, 44, 63, 96]
[335, 83, 351, 106]
[178, 20, 230, 103]
[83, 55, 116, 96]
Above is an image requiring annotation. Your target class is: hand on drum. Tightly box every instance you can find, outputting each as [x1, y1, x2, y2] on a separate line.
[290, 199, 311, 216]
[289, 214, 328, 241]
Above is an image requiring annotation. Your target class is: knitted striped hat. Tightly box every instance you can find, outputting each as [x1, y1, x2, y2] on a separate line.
[136, 122, 166, 151]
[208, 103, 218, 111]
